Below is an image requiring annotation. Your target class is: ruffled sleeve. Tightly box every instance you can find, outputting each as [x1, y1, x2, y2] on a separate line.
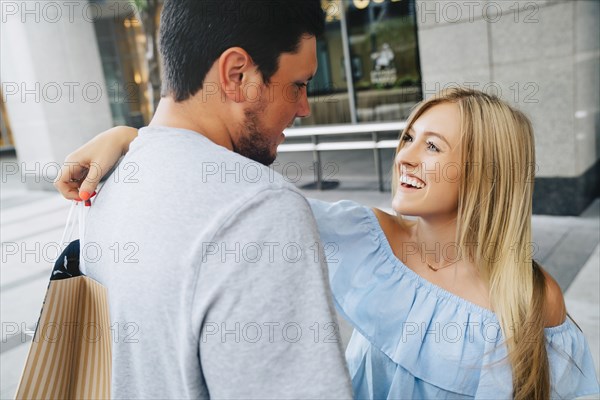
[476, 318, 600, 399]
[308, 199, 496, 395]
[308, 198, 599, 399]
[545, 319, 600, 398]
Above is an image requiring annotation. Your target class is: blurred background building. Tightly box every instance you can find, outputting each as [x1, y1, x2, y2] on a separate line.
[1, 0, 598, 215]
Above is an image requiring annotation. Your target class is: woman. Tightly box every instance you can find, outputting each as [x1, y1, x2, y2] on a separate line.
[55, 88, 599, 398]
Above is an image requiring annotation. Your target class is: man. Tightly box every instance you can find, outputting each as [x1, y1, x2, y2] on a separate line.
[56, 1, 352, 398]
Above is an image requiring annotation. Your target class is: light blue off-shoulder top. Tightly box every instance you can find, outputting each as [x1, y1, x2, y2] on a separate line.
[308, 199, 600, 399]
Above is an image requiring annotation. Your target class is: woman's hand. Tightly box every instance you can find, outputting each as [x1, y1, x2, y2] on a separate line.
[54, 126, 138, 200]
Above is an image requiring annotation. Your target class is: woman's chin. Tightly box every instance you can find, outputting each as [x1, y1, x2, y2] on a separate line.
[392, 194, 431, 218]
[392, 198, 414, 216]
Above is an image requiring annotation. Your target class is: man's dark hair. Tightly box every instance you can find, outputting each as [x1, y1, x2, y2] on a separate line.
[159, 0, 325, 102]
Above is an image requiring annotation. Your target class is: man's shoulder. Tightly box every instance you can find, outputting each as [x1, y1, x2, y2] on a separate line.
[208, 184, 314, 240]
[132, 127, 299, 192]
[198, 156, 297, 191]
[220, 183, 310, 222]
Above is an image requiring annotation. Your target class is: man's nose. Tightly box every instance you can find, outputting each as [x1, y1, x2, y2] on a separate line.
[296, 91, 311, 118]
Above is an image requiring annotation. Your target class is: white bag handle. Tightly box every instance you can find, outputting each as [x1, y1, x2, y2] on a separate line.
[59, 201, 88, 275]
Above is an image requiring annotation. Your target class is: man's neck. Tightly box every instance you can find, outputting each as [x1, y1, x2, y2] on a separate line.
[149, 97, 234, 151]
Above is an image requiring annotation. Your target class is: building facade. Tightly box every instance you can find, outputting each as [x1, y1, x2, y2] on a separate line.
[1, 0, 598, 214]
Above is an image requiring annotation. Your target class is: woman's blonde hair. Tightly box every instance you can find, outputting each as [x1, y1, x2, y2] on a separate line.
[392, 87, 549, 399]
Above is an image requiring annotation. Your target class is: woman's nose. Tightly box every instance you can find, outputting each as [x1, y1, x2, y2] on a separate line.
[396, 142, 419, 169]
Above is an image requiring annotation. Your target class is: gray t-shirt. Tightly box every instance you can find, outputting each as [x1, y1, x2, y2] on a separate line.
[84, 126, 352, 399]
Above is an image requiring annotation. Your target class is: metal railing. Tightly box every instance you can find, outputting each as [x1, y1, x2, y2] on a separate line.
[281, 121, 406, 191]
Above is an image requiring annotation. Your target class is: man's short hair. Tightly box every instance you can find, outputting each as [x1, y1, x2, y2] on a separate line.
[159, 0, 325, 102]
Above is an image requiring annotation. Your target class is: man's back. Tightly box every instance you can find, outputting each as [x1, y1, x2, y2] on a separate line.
[85, 126, 351, 399]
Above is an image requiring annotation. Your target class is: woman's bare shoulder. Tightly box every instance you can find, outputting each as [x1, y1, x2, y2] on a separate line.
[539, 266, 567, 328]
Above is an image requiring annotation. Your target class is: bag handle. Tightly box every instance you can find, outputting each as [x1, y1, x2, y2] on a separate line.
[59, 201, 77, 247]
[59, 201, 88, 274]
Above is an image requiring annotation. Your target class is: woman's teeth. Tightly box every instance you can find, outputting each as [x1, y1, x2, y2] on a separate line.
[400, 175, 425, 189]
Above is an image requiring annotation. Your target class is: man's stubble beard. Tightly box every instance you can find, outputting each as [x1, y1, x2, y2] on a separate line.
[231, 99, 277, 166]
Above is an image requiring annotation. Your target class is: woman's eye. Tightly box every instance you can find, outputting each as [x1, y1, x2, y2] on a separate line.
[427, 141, 440, 152]
[401, 134, 413, 142]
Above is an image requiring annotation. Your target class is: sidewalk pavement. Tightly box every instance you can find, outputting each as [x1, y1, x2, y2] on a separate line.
[1, 158, 599, 398]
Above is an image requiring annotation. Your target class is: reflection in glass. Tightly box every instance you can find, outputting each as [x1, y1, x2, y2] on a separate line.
[303, 0, 421, 126]
[94, 16, 151, 128]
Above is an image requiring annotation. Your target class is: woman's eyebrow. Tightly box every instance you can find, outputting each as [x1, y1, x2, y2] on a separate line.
[425, 132, 451, 147]
[408, 127, 451, 147]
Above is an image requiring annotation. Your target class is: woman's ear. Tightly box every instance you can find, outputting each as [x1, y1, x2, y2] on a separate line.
[218, 48, 256, 103]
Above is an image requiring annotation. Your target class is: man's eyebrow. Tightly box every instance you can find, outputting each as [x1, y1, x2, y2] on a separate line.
[299, 75, 314, 83]
[295, 75, 314, 85]
[408, 127, 451, 147]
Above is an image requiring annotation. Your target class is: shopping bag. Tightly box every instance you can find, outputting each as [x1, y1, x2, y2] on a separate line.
[15, 202, 112, 399]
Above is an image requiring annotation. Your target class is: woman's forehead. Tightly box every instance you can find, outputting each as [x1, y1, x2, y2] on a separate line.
[412, 103, 461, 142]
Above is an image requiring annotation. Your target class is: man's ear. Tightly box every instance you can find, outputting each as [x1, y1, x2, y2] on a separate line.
[218, 47, 258, 103]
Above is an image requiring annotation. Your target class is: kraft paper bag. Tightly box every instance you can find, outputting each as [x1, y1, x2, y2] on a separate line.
[15, 202, 112, 399]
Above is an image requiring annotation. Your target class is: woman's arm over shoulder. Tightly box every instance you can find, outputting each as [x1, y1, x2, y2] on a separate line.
[54, 126, 138, 200]
[540, 266, 567, 328]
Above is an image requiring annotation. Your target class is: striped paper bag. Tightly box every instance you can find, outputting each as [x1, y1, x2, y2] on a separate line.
[15, 202, 112, 399]
[15, 275, 112, 399]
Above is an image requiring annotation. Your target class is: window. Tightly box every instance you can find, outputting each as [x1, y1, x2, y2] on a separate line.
[303, 0, 421, 125]
[94, 16, 151, 127]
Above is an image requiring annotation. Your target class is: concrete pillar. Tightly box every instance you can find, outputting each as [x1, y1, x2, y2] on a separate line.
[415, 0, 599, 215]
[1, 0, 113, 190]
